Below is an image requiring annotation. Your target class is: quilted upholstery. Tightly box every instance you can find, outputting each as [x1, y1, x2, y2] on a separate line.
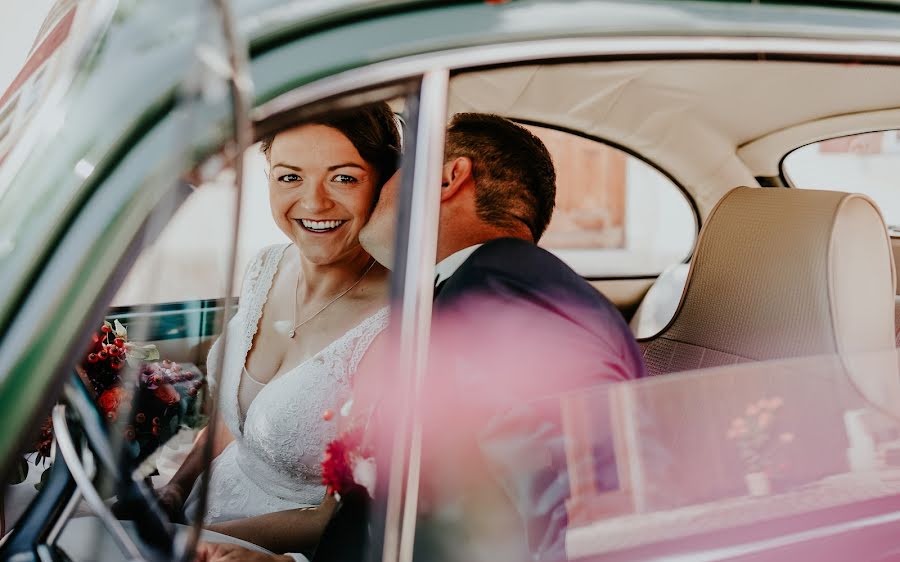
[639, 187, 896, 376]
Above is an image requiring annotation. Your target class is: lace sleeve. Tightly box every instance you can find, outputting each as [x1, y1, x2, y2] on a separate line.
[347, 307, 390, 379]
[318, 306, 389, 390]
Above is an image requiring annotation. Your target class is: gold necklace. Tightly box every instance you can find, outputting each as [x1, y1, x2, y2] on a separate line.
[288, 259, 376, 338]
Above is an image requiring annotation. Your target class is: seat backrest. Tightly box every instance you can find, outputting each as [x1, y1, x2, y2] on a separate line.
[640, 187, 896, 375]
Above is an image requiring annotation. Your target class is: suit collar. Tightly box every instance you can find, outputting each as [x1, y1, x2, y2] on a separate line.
[434, 244, 483, 286]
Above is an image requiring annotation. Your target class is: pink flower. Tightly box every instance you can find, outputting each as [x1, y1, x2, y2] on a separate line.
[153, 383, 181, 405]
[758, 412, 772, 428]
[779, 432, 794, 443]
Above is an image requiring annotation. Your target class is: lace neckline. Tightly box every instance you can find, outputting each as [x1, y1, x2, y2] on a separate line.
[237, 244, 388, 429]
[240, 307, 389, 428]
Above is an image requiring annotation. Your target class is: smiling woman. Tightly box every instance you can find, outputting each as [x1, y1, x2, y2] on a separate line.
[144, 101, 404, 558]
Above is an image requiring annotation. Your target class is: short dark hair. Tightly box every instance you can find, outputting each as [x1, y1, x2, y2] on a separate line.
[260, 102, 401, 190]
[445, 113, 556, 241]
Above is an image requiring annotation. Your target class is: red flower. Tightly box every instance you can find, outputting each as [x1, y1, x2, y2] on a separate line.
[321, 427, 368, 496]
[98, 386, 127, 415]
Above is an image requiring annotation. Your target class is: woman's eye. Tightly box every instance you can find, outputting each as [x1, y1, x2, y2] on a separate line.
[332, 174, 358, 184]
[277, 173, 301, 183]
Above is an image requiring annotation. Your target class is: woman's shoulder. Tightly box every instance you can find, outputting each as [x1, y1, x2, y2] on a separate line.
[250, 243, 291, 270]
[240, 243, 291, 298]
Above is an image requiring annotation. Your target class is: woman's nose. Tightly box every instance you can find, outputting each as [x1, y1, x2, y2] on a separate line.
[298, 180, 334, 213]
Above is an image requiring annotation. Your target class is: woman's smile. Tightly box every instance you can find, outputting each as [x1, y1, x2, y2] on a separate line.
[296, 218, 349, 234]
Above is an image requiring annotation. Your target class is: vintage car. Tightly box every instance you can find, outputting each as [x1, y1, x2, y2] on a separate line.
[3, 0, 900, 560]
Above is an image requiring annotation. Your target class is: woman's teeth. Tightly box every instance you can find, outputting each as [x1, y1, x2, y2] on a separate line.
[299, 219, 346, 232]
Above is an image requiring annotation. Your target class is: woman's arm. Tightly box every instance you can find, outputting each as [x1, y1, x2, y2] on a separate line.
[206, 494, 337, 554]
[156, 412, 235, 519]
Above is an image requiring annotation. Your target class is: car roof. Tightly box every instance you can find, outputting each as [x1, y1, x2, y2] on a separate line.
[449, 59, 900, 217]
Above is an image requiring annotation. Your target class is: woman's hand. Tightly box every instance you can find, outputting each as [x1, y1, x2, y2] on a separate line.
[194, 542, 295, 562]
[155, 481, 187, 521]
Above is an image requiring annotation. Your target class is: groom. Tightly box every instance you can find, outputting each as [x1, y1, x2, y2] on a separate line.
[196, 113, 645, 561]
[353, 112, 646, 561]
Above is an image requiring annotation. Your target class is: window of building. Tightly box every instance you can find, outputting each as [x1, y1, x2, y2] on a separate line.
[525, 125, 697, 278]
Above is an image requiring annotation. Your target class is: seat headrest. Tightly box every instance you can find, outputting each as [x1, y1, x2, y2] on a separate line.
[663, 186, 896, 360]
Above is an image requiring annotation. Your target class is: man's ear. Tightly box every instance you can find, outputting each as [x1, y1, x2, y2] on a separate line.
[440, 157, 473, 202]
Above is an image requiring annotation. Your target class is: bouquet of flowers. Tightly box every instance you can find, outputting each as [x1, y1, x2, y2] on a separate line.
[726, 396, 795, 488]
[26, 320, 204, 484]
[320, 404, 376, 499]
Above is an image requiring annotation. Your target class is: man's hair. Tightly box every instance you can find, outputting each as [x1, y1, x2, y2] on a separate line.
[260, 102, 401, 190]
[445, 113, 556, 241]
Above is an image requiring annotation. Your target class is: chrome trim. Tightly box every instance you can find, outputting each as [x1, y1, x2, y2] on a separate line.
[253, 36, 900, 124]
[380, 69, 448, 562]
[51, 405, 145, 561]
[642, 506, 900, 562]
[184, 1, 254, 560]
[46, 489, 82, 546]
[398, 69, 447, 562]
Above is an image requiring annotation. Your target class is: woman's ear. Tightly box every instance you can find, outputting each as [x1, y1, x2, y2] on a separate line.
[440, 157, 473, 202]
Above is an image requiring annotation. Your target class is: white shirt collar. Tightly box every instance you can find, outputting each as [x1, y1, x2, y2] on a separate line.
[434, 244, 483, 286]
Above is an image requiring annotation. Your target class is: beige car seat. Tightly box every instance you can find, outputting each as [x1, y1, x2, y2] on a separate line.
[638, 186, 896, 376]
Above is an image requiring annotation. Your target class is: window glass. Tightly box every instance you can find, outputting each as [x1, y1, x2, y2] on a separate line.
[783, 131, 900, 229]
[3, 96, 409, 561]
[111, 148, 287, 306]
[1, 174, 231, 545]
[558, 354, 900, 560]
[412, 351, 900, 561]
[525, 125, 696, 277]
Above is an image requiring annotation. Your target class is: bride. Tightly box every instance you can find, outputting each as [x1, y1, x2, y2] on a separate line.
[156, 102, 400, 554]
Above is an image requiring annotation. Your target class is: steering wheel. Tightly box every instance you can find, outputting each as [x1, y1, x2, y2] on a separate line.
[0, 372, 185, 562]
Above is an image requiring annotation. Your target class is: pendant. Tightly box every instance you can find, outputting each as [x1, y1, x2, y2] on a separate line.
[289, 330, 296, 339]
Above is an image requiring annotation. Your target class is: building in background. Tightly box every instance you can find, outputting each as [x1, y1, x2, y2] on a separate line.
[0, 0, 77, 167]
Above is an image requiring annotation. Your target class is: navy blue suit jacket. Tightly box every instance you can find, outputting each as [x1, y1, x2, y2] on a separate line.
[414, 238, 646, 561]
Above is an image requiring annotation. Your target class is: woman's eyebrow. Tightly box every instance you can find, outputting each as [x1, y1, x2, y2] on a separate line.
[327, 163, 366, 171]
[270, 163, 365, 171]
[272, 162, 301, 171]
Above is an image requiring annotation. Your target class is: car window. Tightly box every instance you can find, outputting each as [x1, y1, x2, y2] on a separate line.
[111, 148, 288, 306]
[1, 172, 232, 544]
[525, 125, 697, 278]
[783, 131, 900, 230]
[2, 92, 414, 560]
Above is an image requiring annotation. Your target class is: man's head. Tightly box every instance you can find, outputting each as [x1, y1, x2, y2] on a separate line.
[443, 113, 556, 242]
[360, 113, 556, 266]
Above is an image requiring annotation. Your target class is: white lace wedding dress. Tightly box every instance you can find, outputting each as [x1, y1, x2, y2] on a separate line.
[183, 244, 388, 523]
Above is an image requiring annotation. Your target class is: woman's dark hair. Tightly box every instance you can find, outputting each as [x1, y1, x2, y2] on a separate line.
[260, 102, 401, 190]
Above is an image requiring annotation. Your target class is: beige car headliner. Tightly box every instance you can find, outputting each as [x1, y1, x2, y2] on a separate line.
[447, 60, 900, 219]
